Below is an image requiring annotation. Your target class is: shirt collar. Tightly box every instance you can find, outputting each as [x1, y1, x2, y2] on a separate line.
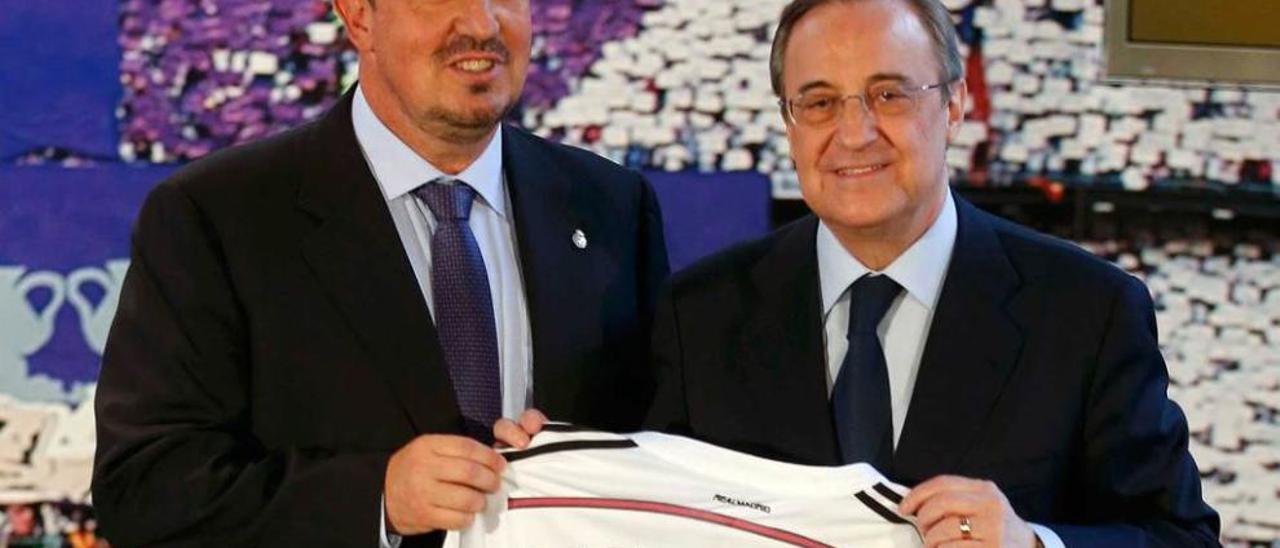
[818, 189, 958, 316]
[351, 85, 507, 217]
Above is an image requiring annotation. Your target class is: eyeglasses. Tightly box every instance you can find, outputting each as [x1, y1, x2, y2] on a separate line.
[780, 81, 951, 126]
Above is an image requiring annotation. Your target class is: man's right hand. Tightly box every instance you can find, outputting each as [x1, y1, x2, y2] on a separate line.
[383, 434, 506, 536]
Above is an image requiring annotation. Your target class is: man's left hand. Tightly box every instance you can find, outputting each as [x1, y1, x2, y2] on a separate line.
[899, 475, 1037, 548]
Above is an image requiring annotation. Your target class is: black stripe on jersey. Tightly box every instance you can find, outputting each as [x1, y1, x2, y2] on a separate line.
[873, 483, 904, 504]
[854, 492, 910, 525]
[504, 440, 637, 463]
[538, 423, 605, 434]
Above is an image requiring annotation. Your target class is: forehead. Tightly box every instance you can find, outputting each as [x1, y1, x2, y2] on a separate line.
[782, 0, 939, 91]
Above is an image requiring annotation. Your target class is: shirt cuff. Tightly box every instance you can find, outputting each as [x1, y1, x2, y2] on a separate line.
[1029, 522, 1064, 548]
[380, 494, 403, 548]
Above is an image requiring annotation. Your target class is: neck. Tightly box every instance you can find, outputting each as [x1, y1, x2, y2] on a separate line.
[360, 81, 497, 175]
[829, 186, 947, 271]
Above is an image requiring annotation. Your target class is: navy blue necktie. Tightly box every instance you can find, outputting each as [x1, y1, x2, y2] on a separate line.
[414, 180, 501, 444]
[832, 274, 902, 470]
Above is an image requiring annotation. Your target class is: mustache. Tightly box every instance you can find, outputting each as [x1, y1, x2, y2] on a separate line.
[435, 35, 510, 63]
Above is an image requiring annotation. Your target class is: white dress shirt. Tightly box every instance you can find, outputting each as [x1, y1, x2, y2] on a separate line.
[817, 190, 1062, 548]
[352, 86, 532, 548]
[817, 191, 957, 447]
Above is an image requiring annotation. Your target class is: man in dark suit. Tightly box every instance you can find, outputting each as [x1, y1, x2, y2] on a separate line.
[91, 0, 667, 546]
[646, 0, 1218, 546]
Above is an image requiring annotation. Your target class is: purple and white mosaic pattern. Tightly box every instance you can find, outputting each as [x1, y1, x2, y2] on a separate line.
[517, 0, 1280, 196]
[115, 0, 653, 163]
[115, 0, 1280, 194]
[118, 0, 349, 163]
[525, 0, 660, 109]
[522, 0, 791, 179]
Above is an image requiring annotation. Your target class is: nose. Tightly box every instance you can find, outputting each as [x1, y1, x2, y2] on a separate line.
[456, 0, 500, 38]
[832, 96, 880, 150]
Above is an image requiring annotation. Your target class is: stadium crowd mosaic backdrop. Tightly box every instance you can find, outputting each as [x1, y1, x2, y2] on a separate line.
[0, 0, 1277, 544]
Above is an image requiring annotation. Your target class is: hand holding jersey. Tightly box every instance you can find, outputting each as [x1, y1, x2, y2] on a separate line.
[385, 410, 549, 536]
[900, 476, 1038, 548]
[385, 435, 506, 535]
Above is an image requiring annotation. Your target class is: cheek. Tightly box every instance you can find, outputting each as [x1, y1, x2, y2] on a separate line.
[790, 130, 831, 168]
[887, 123, 941, 167]
[503, 34, 533, 79]
[499, 6, 533, 46]
[379, 28, 427, 67]
[504, 27, 532, 54]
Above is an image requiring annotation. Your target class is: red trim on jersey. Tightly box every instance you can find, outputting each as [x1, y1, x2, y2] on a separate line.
[507, 497, 834, 547]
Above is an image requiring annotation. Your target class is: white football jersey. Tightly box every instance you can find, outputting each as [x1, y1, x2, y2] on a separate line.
[445, 424, 922, 547]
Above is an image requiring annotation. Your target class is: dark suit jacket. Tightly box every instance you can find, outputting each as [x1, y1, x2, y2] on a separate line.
[647, 194, 1219, 546]
[92, 93, 669, 547]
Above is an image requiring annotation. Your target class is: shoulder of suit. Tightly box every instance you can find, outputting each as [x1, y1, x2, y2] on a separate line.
[169, 116, 319, 188]
[504, 124, 645, 186]
[976, 205, 1139, 292]
[669, 215, 816, 294]
[143, 115, 324, 218]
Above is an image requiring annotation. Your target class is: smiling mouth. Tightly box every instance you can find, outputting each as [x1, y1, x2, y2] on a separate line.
[453, 58, 497, 73]
[834, 164, 889, 177]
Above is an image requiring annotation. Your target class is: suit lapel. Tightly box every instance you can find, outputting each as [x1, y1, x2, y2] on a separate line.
[503, 128, 605, 419]
[744, 216, 841, 465]
[295, 93, 459, 433]
[893, 195, 1024, 482]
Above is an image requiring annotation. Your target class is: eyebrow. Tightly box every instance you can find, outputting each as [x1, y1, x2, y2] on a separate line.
[793, 72, 913, 95]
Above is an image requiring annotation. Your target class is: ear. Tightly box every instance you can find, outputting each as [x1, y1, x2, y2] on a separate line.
[945, 79, 967, 141]
[334, 0, 375, 53]
[783, 116, 799, 165]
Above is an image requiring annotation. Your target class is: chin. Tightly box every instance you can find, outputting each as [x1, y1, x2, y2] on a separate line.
[436, 98, 509, 127]
[467, 92, 517, 116]
[817, 194, 911, 232]
[830, 212, 899, 233]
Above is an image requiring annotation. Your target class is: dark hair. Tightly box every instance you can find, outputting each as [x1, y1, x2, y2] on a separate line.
[769, 0, 964, 100]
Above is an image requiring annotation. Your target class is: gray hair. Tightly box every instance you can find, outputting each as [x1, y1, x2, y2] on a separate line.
[769, 0, 964, 100]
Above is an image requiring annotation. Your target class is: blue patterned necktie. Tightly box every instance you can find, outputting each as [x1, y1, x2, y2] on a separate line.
[832, 274, 902, 471]
[414, 179, 501, 444]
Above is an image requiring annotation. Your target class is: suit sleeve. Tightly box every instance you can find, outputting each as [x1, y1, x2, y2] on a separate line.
[1047, 275, 1220, 546]
[604, 172, 671, 431]
[91, 182, 391, 546]
[643, 283, 693, 434]
[636, 171, 671, 334]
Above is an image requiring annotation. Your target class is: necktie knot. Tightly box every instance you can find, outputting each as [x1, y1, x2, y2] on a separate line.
[846, 275, 902, 338]
[415, 179, 476, 222]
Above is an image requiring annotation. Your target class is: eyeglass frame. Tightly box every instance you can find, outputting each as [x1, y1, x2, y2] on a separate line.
[778, 80, 955, 126]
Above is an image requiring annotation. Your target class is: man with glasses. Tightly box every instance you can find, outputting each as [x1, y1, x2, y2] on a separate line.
[646, 0, 1219, 546]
